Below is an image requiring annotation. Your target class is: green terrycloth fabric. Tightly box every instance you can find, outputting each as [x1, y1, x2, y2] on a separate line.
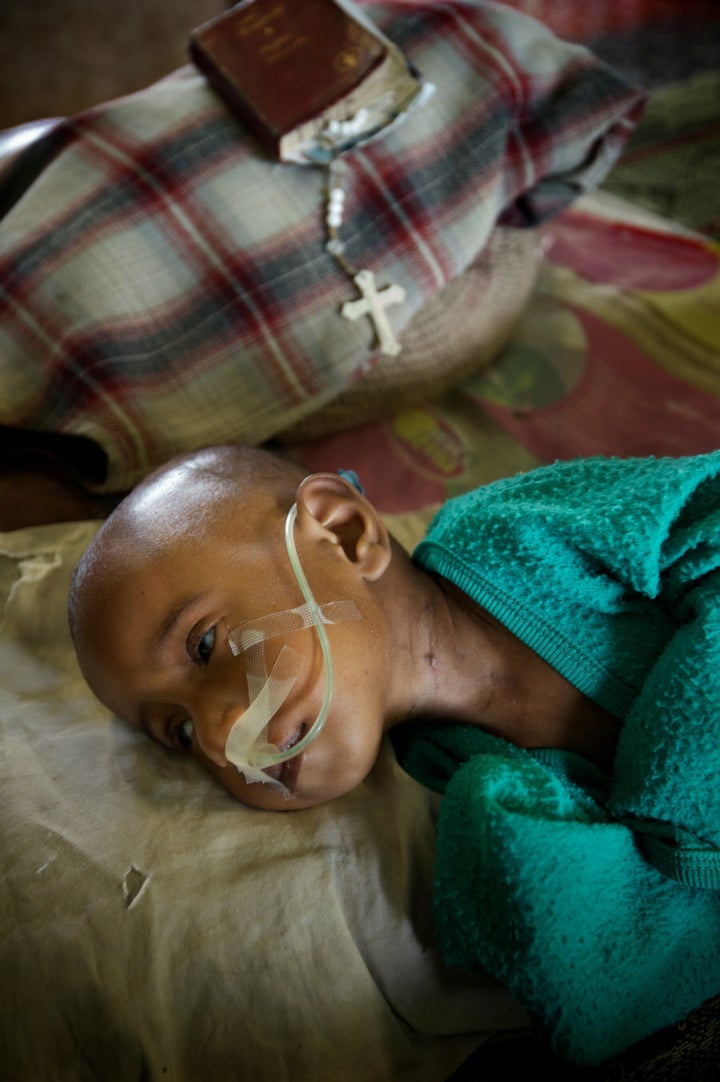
[402, 452, 720, 1065]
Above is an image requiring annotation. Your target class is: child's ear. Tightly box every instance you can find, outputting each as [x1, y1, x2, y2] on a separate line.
[293, 473, 391, 582]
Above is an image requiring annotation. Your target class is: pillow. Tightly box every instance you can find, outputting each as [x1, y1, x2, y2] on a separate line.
[279, 224, 542, 442]
[0, 0, 644, 491]
[0, 519, 529, 1079]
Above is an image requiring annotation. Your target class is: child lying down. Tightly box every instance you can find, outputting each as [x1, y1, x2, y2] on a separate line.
[69, 444, 720, 1066]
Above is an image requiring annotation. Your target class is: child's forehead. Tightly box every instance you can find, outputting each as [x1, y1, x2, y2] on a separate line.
[129, 465, 237, 523]
[118, 468, 275, 545]
[106, 488, 287, 590]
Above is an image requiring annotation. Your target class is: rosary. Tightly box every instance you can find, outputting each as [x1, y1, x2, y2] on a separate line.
[323, 155, 406, 357]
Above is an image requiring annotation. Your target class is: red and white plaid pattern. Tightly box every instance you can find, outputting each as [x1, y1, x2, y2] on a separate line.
[0, 0, 644, 490]
[494, 0, 718, 42]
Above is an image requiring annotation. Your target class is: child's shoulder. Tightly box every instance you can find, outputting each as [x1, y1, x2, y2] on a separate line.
[423, 451, 720, 535]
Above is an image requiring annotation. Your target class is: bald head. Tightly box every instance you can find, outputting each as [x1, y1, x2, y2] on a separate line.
[68, 444, 307, 645]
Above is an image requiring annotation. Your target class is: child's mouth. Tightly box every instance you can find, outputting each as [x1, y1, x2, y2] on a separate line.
[262, 723, 306, 785]
[280, 723, 306, 755]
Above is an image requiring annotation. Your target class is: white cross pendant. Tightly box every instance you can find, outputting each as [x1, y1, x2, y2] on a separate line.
[341, 269, 406, 356]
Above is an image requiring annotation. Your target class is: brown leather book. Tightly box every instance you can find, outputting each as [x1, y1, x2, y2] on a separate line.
[189, 0, 422, 162]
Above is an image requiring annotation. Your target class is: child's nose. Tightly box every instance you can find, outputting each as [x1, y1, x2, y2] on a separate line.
[191, 694, 244, 769]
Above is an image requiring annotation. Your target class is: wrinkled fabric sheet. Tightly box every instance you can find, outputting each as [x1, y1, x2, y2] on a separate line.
[0, 521, 527, 1081]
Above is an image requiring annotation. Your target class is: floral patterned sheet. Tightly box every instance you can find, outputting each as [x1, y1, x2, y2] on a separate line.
[291, 193, 720, 546]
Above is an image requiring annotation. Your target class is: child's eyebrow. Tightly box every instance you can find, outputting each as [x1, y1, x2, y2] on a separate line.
[158, 592, 211, 644]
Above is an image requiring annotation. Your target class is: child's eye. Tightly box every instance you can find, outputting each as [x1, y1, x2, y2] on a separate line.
[198, 627, 216, 664]
[176, 718, 194, 751]
[189, 626, 216, 666]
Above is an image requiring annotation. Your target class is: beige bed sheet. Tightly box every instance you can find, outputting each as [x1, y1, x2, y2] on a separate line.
[0, 520, 527, 1081]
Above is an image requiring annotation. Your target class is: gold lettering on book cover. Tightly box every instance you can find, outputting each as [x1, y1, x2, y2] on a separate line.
[259, 32, 309, 65]
[335, 48, 362, 74]
[236, 4, 285, 38]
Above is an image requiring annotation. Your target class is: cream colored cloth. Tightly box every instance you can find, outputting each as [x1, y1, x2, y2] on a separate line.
[0, 521, 527, 1081]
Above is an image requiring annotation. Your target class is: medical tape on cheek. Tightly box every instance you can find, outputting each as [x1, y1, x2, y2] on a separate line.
[243, 641, 268, 703]
[228, 600, 360, 656]
[223, 640, 298, 770]
[224, 599, 361, 785]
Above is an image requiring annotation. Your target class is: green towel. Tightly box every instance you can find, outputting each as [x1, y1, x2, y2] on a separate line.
[401, 452, 720, 1064]
[396, 726, 720, 1064]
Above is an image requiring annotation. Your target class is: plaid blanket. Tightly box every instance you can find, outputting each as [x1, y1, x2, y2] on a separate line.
[0, 0, 643, 490]
[500, 0, 720, 87]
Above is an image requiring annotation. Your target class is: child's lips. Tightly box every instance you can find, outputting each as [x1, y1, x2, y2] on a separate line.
[262, 723, 306, 785]
[279, 723, 305, 755]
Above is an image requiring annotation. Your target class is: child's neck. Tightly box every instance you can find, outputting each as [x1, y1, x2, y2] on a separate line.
[402, 574, 622, 773]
